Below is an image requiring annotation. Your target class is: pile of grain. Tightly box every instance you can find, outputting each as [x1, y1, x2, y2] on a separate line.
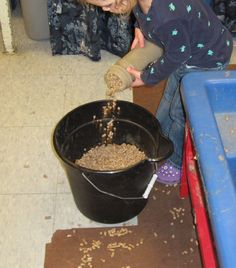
[75, 143, 146, 171]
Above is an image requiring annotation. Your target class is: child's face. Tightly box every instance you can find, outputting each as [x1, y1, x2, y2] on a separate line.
[85, 0, 130, 14]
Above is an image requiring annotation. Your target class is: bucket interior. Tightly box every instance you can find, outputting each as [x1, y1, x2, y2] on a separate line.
[61, 118, 158, 166]
[53, 100, 169, 170]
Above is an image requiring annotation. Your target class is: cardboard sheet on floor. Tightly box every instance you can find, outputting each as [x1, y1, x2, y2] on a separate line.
[44, 184, 202, 268]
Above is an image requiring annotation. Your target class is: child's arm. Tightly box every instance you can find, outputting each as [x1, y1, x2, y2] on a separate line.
[141, 20, 191, 85]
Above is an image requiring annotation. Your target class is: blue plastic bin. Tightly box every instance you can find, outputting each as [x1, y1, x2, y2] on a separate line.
[181, 71, 236, 268]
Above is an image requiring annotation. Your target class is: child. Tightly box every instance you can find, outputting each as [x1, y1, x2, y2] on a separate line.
[81, 0, 233, 184]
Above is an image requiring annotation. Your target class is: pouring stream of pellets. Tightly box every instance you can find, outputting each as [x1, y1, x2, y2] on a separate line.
[75, 41, 163, 170]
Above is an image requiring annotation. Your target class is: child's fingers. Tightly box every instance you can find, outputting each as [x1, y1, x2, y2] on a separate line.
[131, 38, 139, 50]
[127, 66, 141, 79]
[139, 38, 145, 48]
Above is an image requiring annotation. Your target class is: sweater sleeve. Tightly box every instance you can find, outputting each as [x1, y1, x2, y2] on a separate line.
[141, 19, 191, 85]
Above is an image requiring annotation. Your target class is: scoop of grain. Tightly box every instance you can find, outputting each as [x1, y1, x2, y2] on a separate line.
[75, 143, 146, 170]
[105, 72, 124, 97]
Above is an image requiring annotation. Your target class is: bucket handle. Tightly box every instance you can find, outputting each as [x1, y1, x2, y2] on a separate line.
[82, 173, 157, 200]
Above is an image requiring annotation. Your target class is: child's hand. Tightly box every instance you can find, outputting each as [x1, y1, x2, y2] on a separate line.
[131, 28, 145, 49]
[127, 66, 145, 87]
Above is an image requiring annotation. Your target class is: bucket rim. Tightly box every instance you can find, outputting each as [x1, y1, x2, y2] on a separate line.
[71, 158, 149, 174]
[53, 137, 172, 174]
[56, 99, 161, 124]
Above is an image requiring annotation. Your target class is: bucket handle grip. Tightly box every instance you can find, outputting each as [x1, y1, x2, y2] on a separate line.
[82, 173, 157, 200]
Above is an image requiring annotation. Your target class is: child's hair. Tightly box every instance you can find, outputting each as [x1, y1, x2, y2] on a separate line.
[114, 0, 137, 14]
[77, 0, 137, 14]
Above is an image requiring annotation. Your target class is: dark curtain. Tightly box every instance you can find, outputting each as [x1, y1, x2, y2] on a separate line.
[48, 0, 134, 61]
[214, 0, 236, 33]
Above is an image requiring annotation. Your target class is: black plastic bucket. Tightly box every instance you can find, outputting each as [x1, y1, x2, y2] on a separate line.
[53, 100, 173, 223]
